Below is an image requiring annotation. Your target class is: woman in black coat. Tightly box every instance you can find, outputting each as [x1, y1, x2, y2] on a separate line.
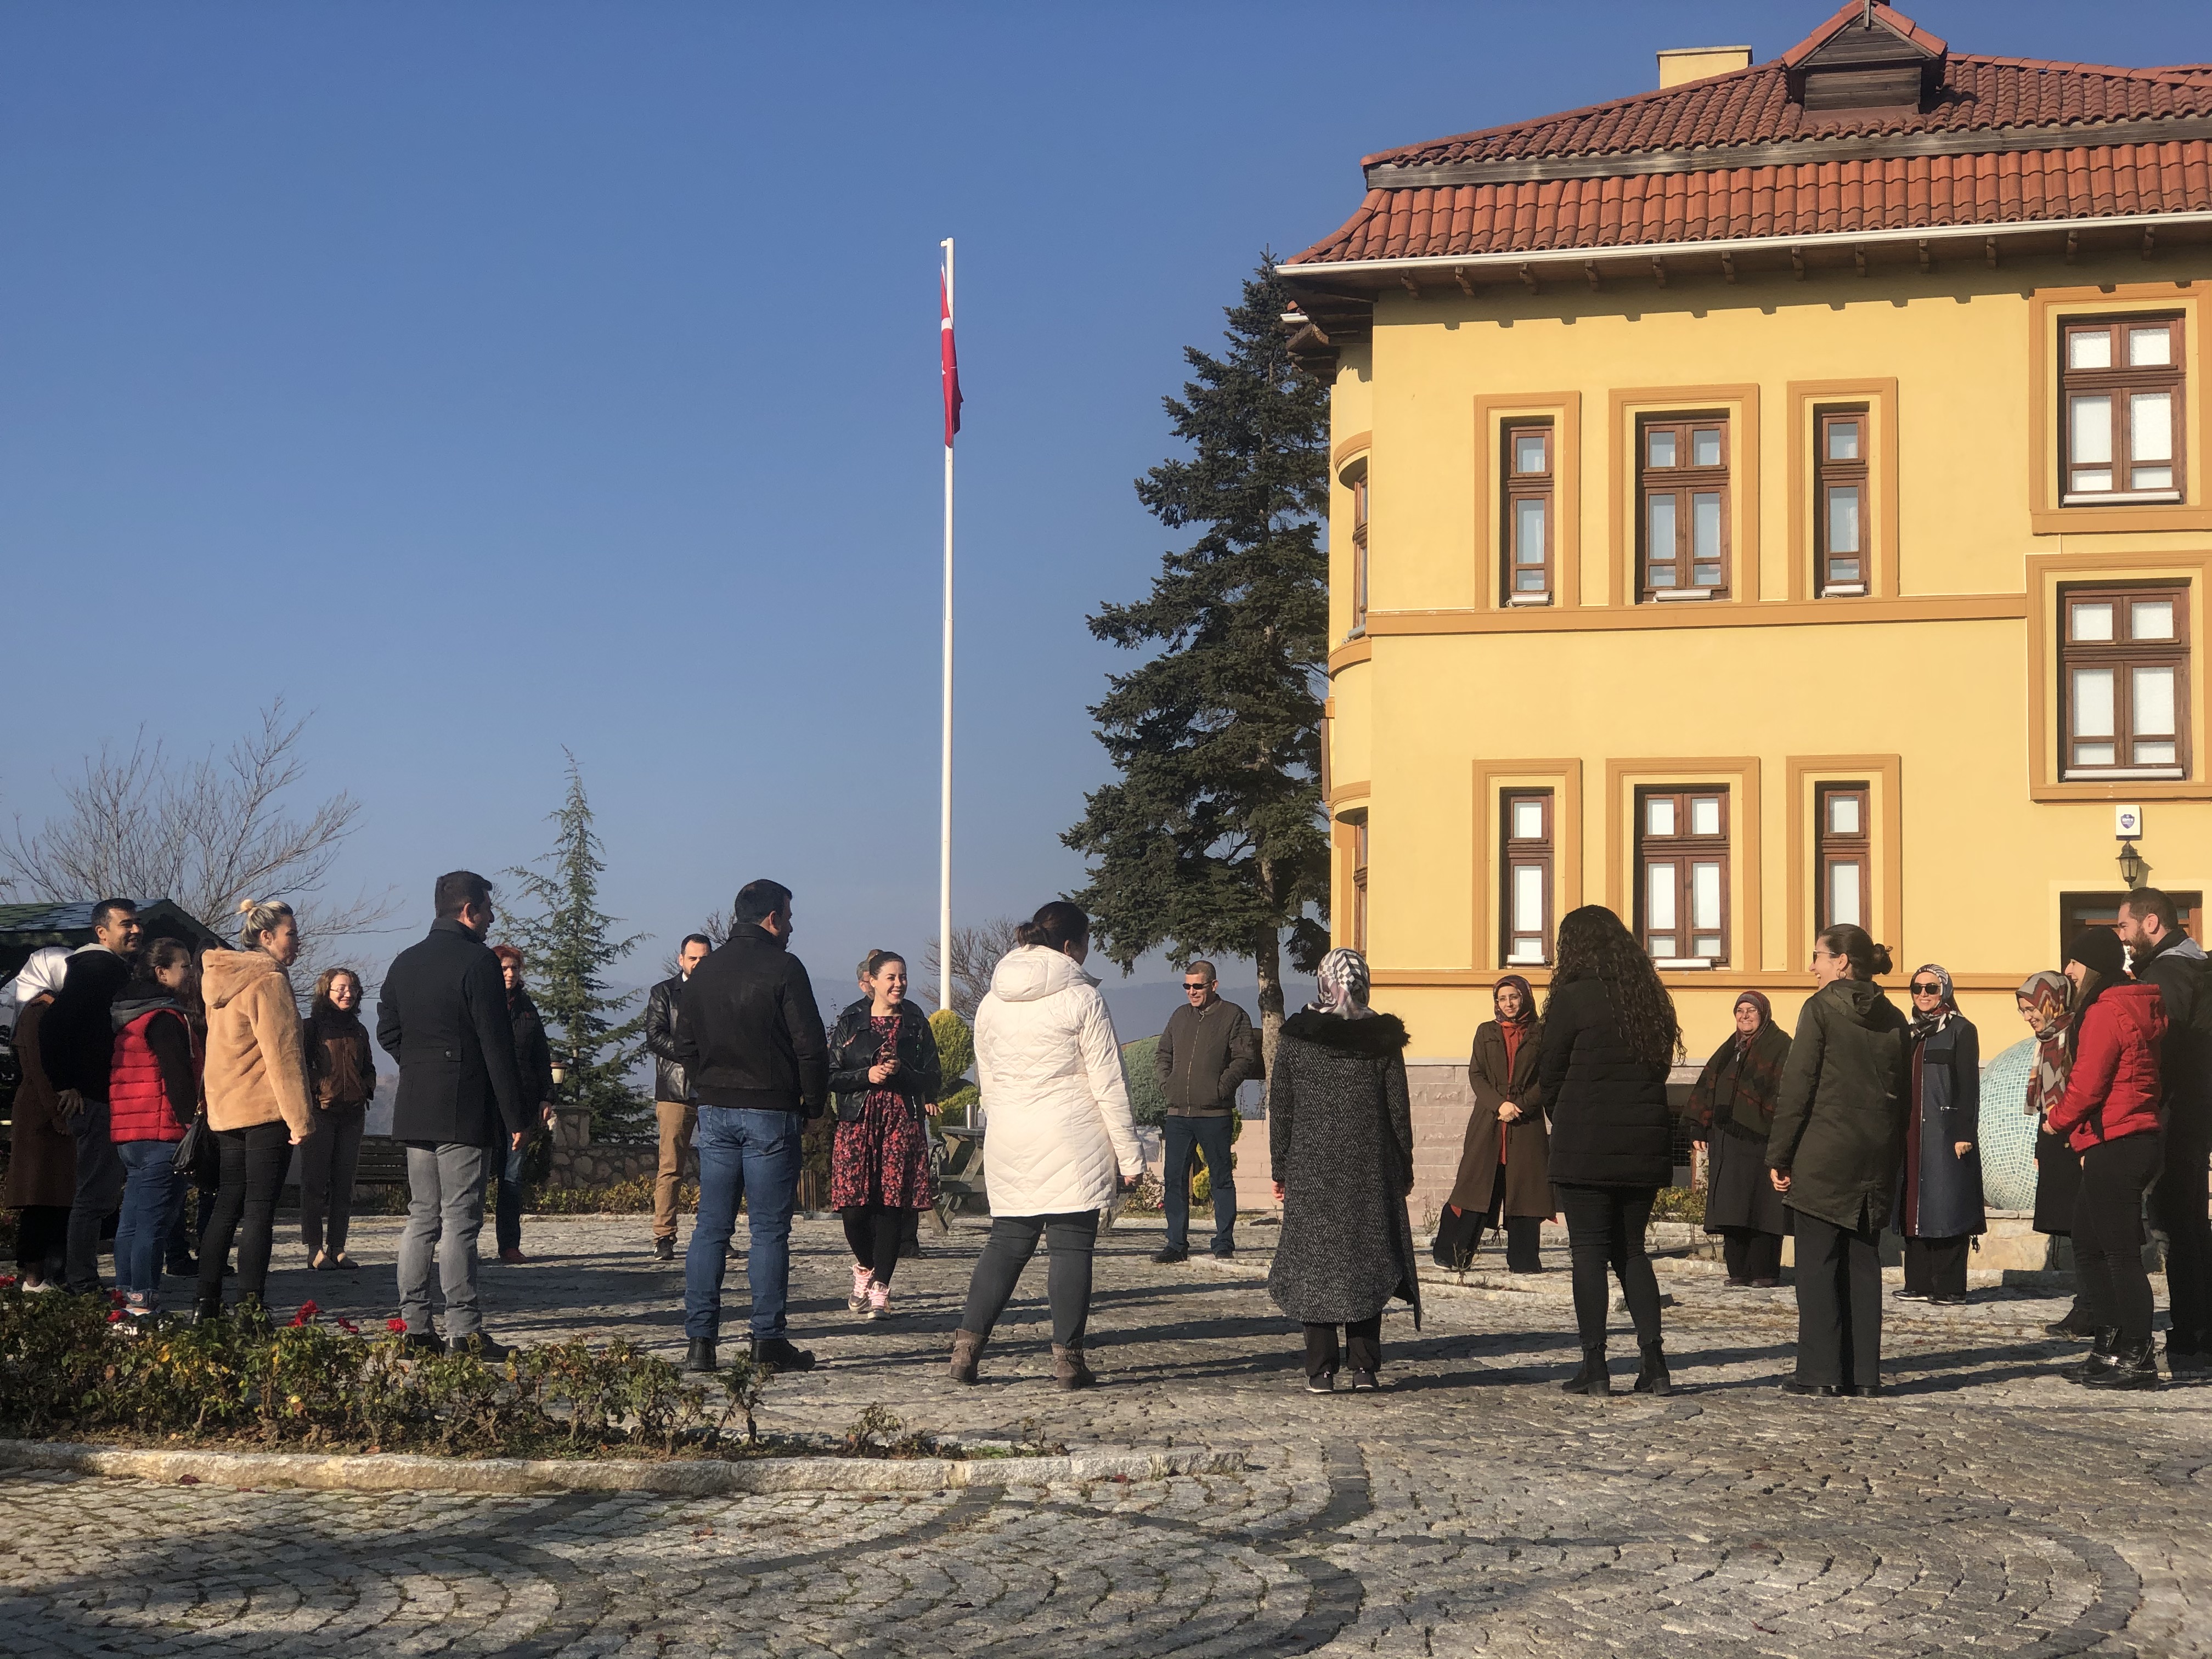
[1687, 990, 1791, 1286]
[492, 946, 556, 1266]
[1267, 947, 1420, 1393]
[1767, 924, 1910, 1397]
[1897, 963, 1984, 1305]
[1528, 906, 1679, 1397]
[1435, 974, 1551, 1273]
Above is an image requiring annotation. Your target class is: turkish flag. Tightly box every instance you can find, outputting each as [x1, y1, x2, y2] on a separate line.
[940, 269, 962, 447]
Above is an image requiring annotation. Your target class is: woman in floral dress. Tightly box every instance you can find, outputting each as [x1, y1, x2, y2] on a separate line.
[827, 950, 943, 1318]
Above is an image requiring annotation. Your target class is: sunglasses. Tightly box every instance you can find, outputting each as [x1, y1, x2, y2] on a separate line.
[1182, 981, 1209, 990]
[1910, 981, 1945, 996]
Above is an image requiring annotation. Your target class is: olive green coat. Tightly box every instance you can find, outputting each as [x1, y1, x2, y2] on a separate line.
[1765, 978, 1912, 1234]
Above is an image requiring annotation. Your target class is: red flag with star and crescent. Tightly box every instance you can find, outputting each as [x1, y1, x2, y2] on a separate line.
[940, 268, 962, 447]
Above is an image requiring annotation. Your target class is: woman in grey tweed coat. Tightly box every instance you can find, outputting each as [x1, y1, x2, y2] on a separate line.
[1266, 949, 1422, 1392]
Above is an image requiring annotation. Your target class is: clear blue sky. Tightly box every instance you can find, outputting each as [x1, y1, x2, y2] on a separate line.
[3, 1, 2203, 1022]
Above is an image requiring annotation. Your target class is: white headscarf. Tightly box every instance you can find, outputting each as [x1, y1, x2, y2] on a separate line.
[1305, 947, 1372, 1018]
[7, 945, 71, 1005]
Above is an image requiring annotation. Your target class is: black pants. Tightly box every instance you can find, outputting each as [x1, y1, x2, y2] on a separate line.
[2154, 1128, 2211, 1352]
[1903, 1234, 1970, 1299]
[14, 1205, 67, 1282]
[199, 1120, 292, 1313]
[1555, 1183, 1662, 1354]
[1719, 1227, 1784, 1283]
[959, 1212, 1098, 1347]
[1433, 1201, 1545, 1272]
[842, 1203, 908, 1287]
[2075, 1131, 2163, 1345]
[1791, 1209, 1882, 1389]
[1304, 1316, 1382, 1378]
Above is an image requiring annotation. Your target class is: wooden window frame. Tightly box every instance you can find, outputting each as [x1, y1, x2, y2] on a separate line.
[1787, 379, 1898, 601]
[1473, 760, 1583, 974]
[2028, 286, 2211, 535]
[1637, 415, 1732, 602]
[1502, 422, 1554, 607]
[2060, 314, 2187, 506]
[1350, 473, 1369, 635]
[1474, 393, 1582, 610]
[1608, 385, 1759, 607]
[2062, 890, 2205, 947]
[1786, 756, 1901, 971]
[1814, 783, 1871, 933]
[1351, 817, 1369, 954]
[1814, 408, 1870, 597]
[1634, 786, 1731, 968]
[1500, 789, 1555, 965]
[2058, 580, 2192, 781]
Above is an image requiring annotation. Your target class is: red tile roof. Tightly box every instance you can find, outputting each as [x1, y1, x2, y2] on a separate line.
[1288, 5, 2212, 268]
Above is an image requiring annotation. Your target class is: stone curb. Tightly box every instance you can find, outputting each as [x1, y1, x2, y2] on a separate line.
[0, 1438, 1246, 1496]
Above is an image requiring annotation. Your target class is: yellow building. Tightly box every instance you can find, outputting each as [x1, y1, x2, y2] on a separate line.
[1279, 3, 2212, 1207]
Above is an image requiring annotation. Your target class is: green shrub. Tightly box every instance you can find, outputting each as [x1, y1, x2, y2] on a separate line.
[1650, 1186, 1706, 1224]
[1123, 1036, 1168, 1127]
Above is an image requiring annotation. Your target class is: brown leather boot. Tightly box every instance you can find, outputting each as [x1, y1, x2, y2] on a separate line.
[1053, 1341, 1096, 1391]
[948, 1328, 988, 1385]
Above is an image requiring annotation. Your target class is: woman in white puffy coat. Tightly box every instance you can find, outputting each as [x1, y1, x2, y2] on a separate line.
[950, 901, 1143, 1390]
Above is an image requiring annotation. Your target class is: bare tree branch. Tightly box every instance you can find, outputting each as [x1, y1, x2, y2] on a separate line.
[922, 917, 1022, 1018]
[0, 697, 397, 979]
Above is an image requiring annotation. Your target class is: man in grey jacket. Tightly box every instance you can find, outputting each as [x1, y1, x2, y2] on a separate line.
[1152, 962, 1262, 1263]
[2118, 888, 2211, 1374]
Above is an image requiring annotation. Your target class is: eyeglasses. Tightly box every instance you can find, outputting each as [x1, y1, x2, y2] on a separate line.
[1910, 981, 1944, 996]
[1182, 981, 1209, 991]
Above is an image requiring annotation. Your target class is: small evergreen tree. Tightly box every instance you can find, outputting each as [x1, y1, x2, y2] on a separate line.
[501, 753, 649, 1137]
[1064, 257, 1330, 1060]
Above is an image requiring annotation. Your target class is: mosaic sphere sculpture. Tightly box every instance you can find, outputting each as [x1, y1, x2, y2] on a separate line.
[1976, 1034, 2041, 1210]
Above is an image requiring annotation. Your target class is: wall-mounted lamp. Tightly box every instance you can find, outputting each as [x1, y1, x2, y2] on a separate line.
[2118, 840, 2146, 890]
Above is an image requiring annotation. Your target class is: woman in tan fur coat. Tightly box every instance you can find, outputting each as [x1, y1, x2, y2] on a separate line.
[196, 898, 317, 1322]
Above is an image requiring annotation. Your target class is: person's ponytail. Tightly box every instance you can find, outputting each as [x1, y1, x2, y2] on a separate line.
[1015, 901, 1089, 953]
[1816, 924, 1891, 981]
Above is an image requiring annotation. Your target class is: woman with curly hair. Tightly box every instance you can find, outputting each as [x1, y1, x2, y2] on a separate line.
[1529, 905, 1680, 1396]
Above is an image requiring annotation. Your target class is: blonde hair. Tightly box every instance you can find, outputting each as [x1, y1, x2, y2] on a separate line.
[309, 966, 362, 1019]
[236, 896, 296, 951]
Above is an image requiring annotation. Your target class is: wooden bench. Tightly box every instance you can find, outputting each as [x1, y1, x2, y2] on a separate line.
[352, 1135, 411, 1194]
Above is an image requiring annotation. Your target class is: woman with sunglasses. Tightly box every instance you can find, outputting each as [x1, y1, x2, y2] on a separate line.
[1895, 964, 1984, 1306]
[1768, 924, 1910, 1397]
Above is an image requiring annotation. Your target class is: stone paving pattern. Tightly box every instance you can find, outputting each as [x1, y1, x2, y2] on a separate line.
[3, 1212, 2209, 1656]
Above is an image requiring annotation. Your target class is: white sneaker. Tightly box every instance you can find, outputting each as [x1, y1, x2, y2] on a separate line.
[867, 1279, 891, 1320]
[848, 1262, 871, 1314]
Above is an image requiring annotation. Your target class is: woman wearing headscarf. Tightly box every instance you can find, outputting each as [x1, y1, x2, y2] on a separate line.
[1530, 906, 1679, 1396]
[1686, 990, 1791, 1287]
[1435, 975, 1551, 1273]
[2017, 970, 2090, 1338]
[1267, 947, 1420, 1391]
[4, 947, 76, 1290]
[1768, 924, 1910, 1397]
[2048, 928, 2168, 1390]
[1896, 964, 1985, 1305]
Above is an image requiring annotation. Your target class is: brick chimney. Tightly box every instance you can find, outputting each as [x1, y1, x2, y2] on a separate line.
[1657, 45, 1753, 88]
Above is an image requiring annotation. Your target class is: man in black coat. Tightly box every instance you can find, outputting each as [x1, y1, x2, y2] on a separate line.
[377, 870, 529, 1357]
[40, 899, 142, 1293]
[644, 933, 710, 1262]
[674, 878, 827, 1375]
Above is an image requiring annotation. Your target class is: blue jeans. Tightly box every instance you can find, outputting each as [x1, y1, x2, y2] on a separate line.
[1163, 1114, 1238, 1255]
[114, 1139, 185, 1308]
[684, 1107, 800, 1342]
[496, 1145, 524, 1254]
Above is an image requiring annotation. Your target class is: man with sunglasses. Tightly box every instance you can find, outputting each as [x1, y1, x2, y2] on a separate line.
[1152, 962, 1262, 1263]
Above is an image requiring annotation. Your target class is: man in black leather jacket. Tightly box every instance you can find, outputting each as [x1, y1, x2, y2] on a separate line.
[674, 881, 827, 1375]
[645, 934, 710, 1261]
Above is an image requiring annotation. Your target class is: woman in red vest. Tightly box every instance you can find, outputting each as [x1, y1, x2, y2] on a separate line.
[108, 939, 202, 1323]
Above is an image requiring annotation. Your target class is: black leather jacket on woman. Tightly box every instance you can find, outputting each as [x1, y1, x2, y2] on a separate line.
[826, 998, 944, 1124]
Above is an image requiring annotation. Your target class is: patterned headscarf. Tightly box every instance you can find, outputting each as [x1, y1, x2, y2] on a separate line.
[1906, 962, 1958, 1039]
[1493, 973, 1536, 1027]
[1306, 947, 1372, 1018]
[2017, 969, 2073, 1122]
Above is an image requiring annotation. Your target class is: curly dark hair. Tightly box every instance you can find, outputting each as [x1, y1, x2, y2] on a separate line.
[1544, 905, 1681, 1066]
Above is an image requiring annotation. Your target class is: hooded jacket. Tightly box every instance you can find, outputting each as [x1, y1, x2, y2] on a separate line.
[972, 946, 1142, 1216]
[2129, 930, 2208, 1130]
[2049, 982, 2168, 1152]
[201, 949, 316, 1139]
[1766, 977, 1911, 1233]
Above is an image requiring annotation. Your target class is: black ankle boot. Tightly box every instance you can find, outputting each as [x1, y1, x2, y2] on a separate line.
[1561, 1347, 1610, 1395]
[1633, 1339, 1672, 1396]
[2083, 1336, 2160, 1391]
[2063, 1327, 2119, 1384]
[684, 1338, 718, 1374]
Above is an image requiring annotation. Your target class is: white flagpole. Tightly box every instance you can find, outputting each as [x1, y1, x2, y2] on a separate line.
[940, 238, 956, 1019]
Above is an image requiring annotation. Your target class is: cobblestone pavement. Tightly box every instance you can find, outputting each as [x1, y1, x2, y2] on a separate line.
[5, 1213, 2210, 1656]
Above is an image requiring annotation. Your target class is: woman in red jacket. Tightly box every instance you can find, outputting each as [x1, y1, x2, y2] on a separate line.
[107, 940, 203, 1324]
[2048, 928, 2168, 1389]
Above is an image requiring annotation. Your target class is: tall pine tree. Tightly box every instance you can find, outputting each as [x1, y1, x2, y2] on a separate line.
[1065, 258, 1330, 1058]
[501, 753, 649, 1137]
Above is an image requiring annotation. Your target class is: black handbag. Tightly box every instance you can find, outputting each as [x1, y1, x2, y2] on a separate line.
[173, 1114, 219, 1186]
